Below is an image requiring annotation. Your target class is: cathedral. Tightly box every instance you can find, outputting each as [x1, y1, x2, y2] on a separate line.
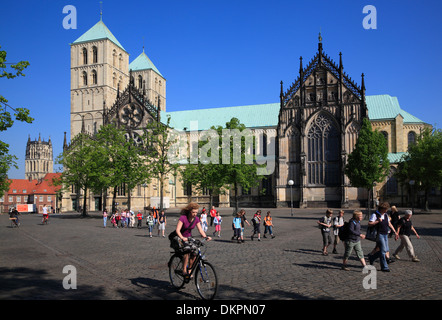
[62, 18, 431, 212]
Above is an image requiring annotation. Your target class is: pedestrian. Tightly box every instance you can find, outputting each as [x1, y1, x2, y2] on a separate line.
[263, 211, 275, 239]
[152, 207, 158, 228]
[239, 209, 250, 243]
[146, 211, 154, 237]
[213, 211, 222, 237]
[389, 206, 400, 238]
[368, 202, 398, 272]
[158, 210, 167, 237]
[393, 210, 420, 262]
[146, 211, 155, 238]
[129, 210, 135, 228]
[341, 210, 367, 271]
[318, 209, 333, 255]
[103, 209, 108, 228]
[136, 211, 143, 228]
[111, 211, 118, 228]
[200, 209, 208, 233]
[232, 212, 242, 243]
[251, 210, 262, 241]
[121, 209, 127, 228]
[209, 206, 217, 227]
[332, 210, 345, 253]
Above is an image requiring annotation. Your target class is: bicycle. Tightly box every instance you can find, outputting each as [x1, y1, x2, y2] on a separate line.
[42, 215, 49, 225]
[168, 237, 218, 300]
[9, 217, 20, 228]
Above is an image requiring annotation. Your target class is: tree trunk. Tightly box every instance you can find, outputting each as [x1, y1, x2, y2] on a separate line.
[82, 187, 88, 217]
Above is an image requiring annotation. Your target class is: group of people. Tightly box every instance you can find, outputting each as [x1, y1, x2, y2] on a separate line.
[103, 206, 167, 238]
[317, 202, 421, 272]
[232, 209, 275, 243]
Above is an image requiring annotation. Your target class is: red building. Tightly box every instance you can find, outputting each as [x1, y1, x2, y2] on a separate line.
[1, 173, 62, 213]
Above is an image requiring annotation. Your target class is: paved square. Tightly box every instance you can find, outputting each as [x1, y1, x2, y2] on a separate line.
[1, 208, 441, 300]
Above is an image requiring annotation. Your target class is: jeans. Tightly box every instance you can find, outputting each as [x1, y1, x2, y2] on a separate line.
[103, 217, 107, 227]
[373, 233, 390, 270]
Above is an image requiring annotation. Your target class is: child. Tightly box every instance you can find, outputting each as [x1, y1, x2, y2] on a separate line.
[232, 213, 242, 243]
[213, 211, 222, 237]
[263, 211, 275, 239]
[251, 210, 262, 241]
[146, 212, 154, 237]
[200, 209, 208, 233]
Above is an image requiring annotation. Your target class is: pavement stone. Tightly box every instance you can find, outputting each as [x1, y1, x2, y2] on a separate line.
[1, 207, 441, 301]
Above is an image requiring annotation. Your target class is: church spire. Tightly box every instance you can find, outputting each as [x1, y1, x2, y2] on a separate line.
[99, 1, 103, 21]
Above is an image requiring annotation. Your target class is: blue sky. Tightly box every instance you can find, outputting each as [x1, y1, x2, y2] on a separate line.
[1, 0, 441, 179]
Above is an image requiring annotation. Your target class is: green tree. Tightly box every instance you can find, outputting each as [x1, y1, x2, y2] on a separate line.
[142, 116, 179, 210]
[56, 133, 103, 217]
[215, 117, 263, 213]
[95, 124, 152, 212]
[0, 45, 33, 197]
[345, 118, 390, 213]
[396, 127, 442, 211]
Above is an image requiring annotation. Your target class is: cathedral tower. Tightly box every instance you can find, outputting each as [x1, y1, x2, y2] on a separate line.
[25, 134, 53, 180]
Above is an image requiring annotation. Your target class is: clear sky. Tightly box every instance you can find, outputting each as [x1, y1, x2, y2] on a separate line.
[1, 0, 441, 179]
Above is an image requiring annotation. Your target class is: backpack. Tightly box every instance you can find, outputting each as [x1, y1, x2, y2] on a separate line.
[338, 221, 351, 241]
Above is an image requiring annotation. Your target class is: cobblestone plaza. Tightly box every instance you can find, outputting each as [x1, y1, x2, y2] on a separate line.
[1, 208, 441, 302]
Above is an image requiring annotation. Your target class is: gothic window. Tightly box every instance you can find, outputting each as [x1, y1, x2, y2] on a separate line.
[82, 71, 87, 86]
[82, 48, 87, 65]
[92, 70, 97, 85]
[112, 50, 117, 66]
[408, 131, 416, 149]
[92, 46, 98, 63]
[307, 114, 340, 186]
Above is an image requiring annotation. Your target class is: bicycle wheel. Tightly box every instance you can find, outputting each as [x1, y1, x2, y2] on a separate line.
[195, 261, 218, 300]
[168, 254, 185, 289]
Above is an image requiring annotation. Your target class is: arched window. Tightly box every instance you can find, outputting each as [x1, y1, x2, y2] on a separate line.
[82, 71, 87, 86]
[112, 72, 117, 88]
[112, 50, 117, 66]
[138, 75, 143, 89]
[307, 114, 340, 186]
[82, 48, 87, 65]
[92, 46, 98, 63]
[92, 70, 97, 85]
[408, 131, 416, 149]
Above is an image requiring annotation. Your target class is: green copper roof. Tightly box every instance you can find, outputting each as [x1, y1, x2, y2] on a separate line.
[72, 20, 126, 51]
[387, 152, 408, 164]
[162, 103, 280, 131]
[162, 95, 425, 131]
[129, 51, 163, 77]
[366, 95, 425, 123]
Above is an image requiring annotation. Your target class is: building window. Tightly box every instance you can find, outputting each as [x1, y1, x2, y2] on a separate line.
[82, 47, 88, 65]
[138, 75, 143, 89]
[92, 46, 98, 63]
[82, 71, 88, 86]
[183, 182, 192, 196]
[408, 131, 416, 149]
[307, 114, 340, 186]
[92, 70, 97, 85]
[386, 167, 398, 194]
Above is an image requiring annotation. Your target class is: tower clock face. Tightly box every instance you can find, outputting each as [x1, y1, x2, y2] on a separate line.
[119, 103, 144, 129]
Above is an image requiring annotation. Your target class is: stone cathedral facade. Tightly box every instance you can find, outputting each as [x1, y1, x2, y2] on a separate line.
[62, 19, 431, 212]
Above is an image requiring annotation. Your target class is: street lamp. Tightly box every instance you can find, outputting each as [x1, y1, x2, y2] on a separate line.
[409, 180, 415, 214]
[288, 180, 294, 216]
[142, 183, 147, 216]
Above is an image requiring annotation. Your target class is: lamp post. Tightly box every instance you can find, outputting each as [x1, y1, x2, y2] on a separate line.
[142, 183, 147, 216]
[288, 180, 294, 216]
[409, 180, 415, 214]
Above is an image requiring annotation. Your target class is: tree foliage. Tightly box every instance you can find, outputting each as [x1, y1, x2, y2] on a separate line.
[0, 45, 33, 197]
[345, 118, 390, 206]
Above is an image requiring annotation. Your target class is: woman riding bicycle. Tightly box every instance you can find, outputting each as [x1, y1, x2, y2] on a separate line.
[175, 202, 211, 277]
